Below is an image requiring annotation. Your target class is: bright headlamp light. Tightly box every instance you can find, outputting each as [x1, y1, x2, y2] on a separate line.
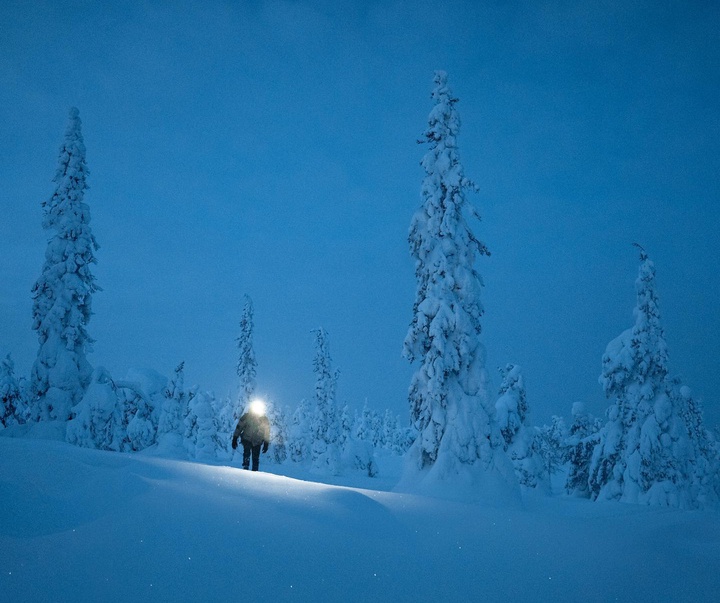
[249, 399, 266, 415]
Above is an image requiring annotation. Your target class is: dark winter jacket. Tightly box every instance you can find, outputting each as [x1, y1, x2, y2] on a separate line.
[233, 412, 271, 448]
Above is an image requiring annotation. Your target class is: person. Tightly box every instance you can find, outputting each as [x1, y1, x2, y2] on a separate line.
[232, 400, 271, 471]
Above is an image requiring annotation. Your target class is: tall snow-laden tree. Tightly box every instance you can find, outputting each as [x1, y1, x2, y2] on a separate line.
[588, 246, 693, 507]
[310, 328, 341, 474]
[235, 295, 257, 421]
[30, 108, 99, 422]
[402, 71, 496, 477]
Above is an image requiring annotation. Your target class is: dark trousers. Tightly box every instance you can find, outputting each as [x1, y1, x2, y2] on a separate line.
[242, 441, 261, 471]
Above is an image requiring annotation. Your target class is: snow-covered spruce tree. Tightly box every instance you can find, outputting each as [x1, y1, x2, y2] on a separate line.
[672, 381, 719, 507]
[347, 402, 379, 476]
[495, 364, 545, 489]
[219, 295, 258, 460]
[124, 386, 156, 452]
[211, 394, 235, 461]
[402, 71, 501, 484]
[113, 384, 148, 451]
[13, 375, 32, 425]
[588, 246, 693, 507]
[67, 367, 123, 450]
[343, 436, 379, 478]
[381, 409, 399, 451]
[288, 398, 312, 463]
[235, 295, 257, 422]
[310, 328, 341, 473]
[370, 407, 384, 449]
[535, 415, 570, 486]
[0, 354, 22, 428]
[30, 108, 100, 422]
[565, 402, 602, 498]
[495, 364, 528, 446]
[266, 403, 289, 464]
[185, 391, 219, 462]
[69, 367, 170, 452]
[156, 362, 189, 455]
[338, 404, 353, 451]
[354, 401, 376, 444]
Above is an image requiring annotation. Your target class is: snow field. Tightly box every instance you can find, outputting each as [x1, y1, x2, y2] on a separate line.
[2, 436, 719, 603]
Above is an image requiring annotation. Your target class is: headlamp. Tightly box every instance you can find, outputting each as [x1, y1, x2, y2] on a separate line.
[250, 399, 266, 415]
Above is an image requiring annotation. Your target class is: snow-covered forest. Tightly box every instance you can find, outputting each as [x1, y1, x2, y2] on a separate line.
[3, 71, 719, 513]
[4, 2, 720, 601]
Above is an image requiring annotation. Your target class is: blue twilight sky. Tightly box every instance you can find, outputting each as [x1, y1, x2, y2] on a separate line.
[1, 0, 719, 426]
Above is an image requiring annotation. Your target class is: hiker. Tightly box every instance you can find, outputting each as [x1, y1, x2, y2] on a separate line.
[232, 400, 271, 471]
